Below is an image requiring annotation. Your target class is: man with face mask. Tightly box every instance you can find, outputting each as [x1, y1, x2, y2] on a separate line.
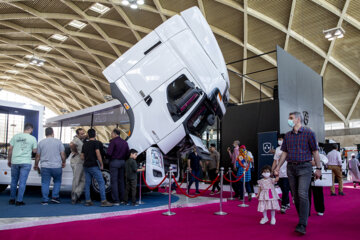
[7, 123, 37, 206]
[272, 134, 290, 213]
[274, 112, 321, 235]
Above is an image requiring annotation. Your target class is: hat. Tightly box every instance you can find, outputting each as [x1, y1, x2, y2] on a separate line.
[351, 153, 356, 157]
[240, 145, 246, 149]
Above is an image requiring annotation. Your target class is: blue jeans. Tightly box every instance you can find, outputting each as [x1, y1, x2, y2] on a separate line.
[41, 168, 62, 202]
[188, 169, 201, 192]
[287, 162, 313, 226]
[10, 164, 31, 202]
[84, 166, 106, 201]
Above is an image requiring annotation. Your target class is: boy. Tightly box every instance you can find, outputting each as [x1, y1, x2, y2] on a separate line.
[124, 149, 145, 206]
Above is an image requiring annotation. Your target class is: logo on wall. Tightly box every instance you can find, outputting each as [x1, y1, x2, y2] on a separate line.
[303, 111, 309, 126]
[263, 142, 272, 154]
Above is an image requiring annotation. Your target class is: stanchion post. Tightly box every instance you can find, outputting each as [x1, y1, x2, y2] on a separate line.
[238, 163, 249, 207]
[186, 169, 189, 195]
[214, 167, 228, 215]
[138, 169, 144, 205]
[228, 167, 235, 200]
[163, 170, 176, 216]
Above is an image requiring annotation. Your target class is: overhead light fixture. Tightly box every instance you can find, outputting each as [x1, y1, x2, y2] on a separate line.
[36, 45, 52, 52]
[104, 95, 113, 101]
[5, 70, 19, 75]
[121, 0, 144, 8]
[28, 55, 46, 67]
[15, 63, 28, 68]
[60, 108, 69, 113]
[68, 20, 87, 30]
[323, 27, 345, 41]
[90, 3, 110, 14]
[50, 34, 68, 42]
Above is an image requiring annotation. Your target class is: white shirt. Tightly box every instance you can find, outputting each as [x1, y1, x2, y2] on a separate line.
[326, 150, 342, 166]
[274, 146, 287, 178]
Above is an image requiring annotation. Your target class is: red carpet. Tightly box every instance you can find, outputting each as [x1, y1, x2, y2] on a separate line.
[1, 184, 359, 240]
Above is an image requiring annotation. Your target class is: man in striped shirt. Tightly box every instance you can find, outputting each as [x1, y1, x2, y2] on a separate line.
[275, 112, 322, 235]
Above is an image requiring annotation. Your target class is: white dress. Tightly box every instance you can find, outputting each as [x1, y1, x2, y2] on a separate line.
[257, 178, 280, 212]
[349, 158, 360, 182]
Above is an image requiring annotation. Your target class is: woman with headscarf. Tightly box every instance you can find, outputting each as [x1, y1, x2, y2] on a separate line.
[348, 153, 360, 188]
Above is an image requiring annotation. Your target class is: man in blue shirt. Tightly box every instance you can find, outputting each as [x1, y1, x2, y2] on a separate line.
[187, 147, 203, 194]
[275, 112, 322, 235]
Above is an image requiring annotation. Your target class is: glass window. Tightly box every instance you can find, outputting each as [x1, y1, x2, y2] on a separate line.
[349, 120, 360, 128]
[167, 74, 200, 121]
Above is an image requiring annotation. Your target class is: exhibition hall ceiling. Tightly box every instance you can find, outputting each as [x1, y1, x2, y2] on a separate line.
[0, 0, 359, 126]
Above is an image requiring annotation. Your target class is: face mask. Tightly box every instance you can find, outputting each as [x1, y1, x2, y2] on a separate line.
[262, 172, 271, 178]
[288, 119, 295, 128]
[278, 140, 283, 146]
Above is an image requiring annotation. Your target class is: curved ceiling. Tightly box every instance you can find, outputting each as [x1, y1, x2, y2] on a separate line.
[0, 0, 359, 127]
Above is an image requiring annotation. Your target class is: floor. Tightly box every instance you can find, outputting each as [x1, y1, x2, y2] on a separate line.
[1, 182, 359, 240]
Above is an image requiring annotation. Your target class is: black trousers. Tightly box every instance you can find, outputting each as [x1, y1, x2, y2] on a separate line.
[208, 169, 220, 192]
[278, 177, 290, 207]
[238, 181, 252, 199]
[110, 159, 125, 202]
[308, 185, 325, 215]
[124, 178, 137, 204]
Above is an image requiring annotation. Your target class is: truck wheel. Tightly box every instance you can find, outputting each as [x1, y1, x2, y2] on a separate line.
[0, 184, 8, 192]
[90, 169, 112, 200]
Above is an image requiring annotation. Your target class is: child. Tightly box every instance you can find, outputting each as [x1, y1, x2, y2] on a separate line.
[257, 165, 280, 225]
[124, 149, 145, 206]
[236, 145, 253, 201]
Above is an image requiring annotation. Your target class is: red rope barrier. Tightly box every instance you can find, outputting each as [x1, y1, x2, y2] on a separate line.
[173, 174, 220, 198]
[188, 171, 213, 183]
[142, 171, 168, 190]
[224, 166, 250, 183]
[178, 174, 187, 187]
[231, 171, 237, 179]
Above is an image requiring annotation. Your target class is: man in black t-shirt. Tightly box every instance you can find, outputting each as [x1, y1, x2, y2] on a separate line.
[81, 129, 112, 207]
[187, 147, 203, 194]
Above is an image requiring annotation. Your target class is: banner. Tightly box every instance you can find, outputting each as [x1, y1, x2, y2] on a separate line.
[257, 131, 277, 179]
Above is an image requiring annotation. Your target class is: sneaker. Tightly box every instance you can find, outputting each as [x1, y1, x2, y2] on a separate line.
[101, 200, 113, 207]
[132, 202, 139, 206]
[171, 190, 176, 194]
[260, 217, 269, 224]
[339, 192, 345, 196]
[209, 191, 215, 196]
[9, 199, 15, 205]
[15, 201, 25, 206]
[295, 224, 306, 235]
[317, 212, 324, 216]
[330, 193, 336, 196]
[41, 201, 48, 205]
[270, 218, 276, 225]
[85, 201, 93, 206]
[280, 206, 287, 214]
[195, 191, 200, 194]
[112, 201, 120, 206]
[51, 198, 61, 204]
[286, 204, 291, 209]
[216, 189, 221, 194]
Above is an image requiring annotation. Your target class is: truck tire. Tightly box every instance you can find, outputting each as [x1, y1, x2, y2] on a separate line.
[90, 169, 112, 200]
[0, 184, 8, 192]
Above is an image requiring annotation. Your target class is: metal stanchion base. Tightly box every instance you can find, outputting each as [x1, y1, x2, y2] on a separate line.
[162, 211, 176, 216]
[238, 203, 249, 207]
[214, 211, 228, 215]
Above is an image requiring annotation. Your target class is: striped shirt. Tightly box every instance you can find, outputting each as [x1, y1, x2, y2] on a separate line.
[281, 127, 318, 162]
[236, 159, 251, 182]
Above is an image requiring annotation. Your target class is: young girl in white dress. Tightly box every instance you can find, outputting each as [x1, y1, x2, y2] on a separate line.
[257, 165, 280, 225]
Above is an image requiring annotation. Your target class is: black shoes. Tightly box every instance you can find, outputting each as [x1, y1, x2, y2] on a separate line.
[338, 192, 345, 196]
[295, 224, 306, 235]
[9, 199, 15, 205]
[41, 201, 49, 205]
[330, 193, 336, 196]
[15, 201, 25, 206]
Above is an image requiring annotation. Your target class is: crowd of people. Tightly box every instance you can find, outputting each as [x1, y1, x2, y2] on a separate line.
[7, 124, 144, 207]
[6, 111, 359, 236]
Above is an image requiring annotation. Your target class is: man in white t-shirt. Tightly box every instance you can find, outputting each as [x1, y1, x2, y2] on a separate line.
[272, 134, 290, 213]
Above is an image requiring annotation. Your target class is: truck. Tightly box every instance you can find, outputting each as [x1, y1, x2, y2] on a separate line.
[0, 6, 229, 195]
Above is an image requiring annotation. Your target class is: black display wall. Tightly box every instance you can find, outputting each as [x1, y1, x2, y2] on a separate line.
[220, 100, 280, 179]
